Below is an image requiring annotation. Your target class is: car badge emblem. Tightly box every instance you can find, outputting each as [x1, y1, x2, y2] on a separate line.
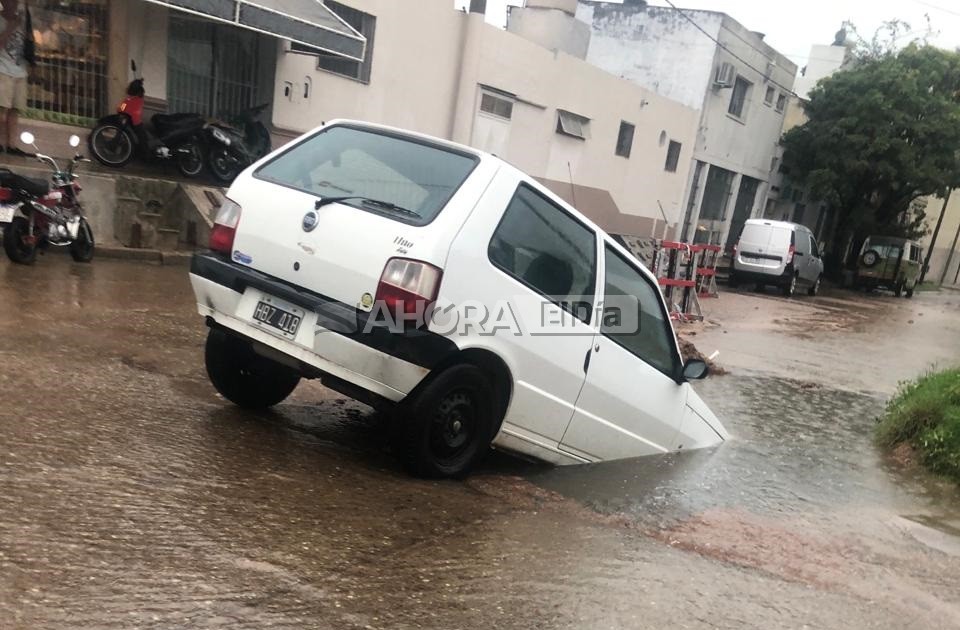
[302, 210, 319, 233]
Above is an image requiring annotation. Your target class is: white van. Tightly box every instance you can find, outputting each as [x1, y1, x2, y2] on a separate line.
[729, 219, 824, 297]
[188, 120, 728, 477]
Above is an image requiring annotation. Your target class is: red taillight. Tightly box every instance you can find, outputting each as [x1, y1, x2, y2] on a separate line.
[786, 244, 796, 265]
[209, 199, 242, 255]
[0, 188, 12, 202]
[375, 258, 443, 323]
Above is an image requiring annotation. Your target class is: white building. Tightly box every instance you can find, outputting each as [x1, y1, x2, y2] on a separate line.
[563, 1, 798, 251]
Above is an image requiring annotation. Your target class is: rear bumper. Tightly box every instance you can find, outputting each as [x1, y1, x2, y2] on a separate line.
[190, 253, 458, 402]
[729, 267, 793, 285]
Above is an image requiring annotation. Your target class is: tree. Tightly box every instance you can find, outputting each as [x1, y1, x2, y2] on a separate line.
[782, 44, 960, 269]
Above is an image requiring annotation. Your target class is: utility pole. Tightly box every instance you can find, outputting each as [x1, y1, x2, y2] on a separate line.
[940, 208, 960, 286]
[921, 189, 951, 284]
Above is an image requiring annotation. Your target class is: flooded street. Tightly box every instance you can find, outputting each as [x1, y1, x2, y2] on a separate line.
[1, 256, 959, 629]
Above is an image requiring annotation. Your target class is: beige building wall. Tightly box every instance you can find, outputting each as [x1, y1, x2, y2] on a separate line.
[272, 0, 466, 139]
[461, 20, 699, 232]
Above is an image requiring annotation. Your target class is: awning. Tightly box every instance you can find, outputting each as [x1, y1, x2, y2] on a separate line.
[144, 0, 367, 61]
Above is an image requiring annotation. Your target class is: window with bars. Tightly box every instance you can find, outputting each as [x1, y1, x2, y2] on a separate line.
[26, 0, 109, 126]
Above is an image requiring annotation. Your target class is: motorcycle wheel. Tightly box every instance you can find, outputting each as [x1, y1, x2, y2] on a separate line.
[208, 148, 241, 183]
[69, 218, 95, 263]
[3, 217, 38, 265]
[89, 124, 135, 167]
[177, 142, 204, 178]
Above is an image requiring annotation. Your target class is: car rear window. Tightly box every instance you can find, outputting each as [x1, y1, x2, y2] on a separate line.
[254, 125, 479, 225]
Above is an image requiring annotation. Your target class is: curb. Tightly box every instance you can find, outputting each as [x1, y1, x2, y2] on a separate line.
[46, 245, 195, 266]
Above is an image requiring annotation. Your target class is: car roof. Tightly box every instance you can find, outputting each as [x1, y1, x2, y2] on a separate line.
[744, 218, 808, 231]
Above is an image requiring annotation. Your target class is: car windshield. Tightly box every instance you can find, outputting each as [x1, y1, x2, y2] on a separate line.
[255, 125, 479, 224]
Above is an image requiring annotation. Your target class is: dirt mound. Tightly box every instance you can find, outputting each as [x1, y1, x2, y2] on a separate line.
[678, 336, 727, 375]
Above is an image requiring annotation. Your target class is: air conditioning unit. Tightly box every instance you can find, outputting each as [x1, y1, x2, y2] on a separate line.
[714, 62, 736, 88]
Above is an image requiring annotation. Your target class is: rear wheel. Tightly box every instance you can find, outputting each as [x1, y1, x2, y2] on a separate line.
[894, 282, 904, 297]
[69, 218, 95, 262]
[906, 282, 916, 298]
[807, 275, 822, 296]
[782, 273, 797, 297]
[89, 124, 134, 167]
[3, 216, 37, 265]
[176, 141, 204, 178]
[397, 364, 496, 478]
[205, 329, 301, 409]
[208, 148, 241, 183]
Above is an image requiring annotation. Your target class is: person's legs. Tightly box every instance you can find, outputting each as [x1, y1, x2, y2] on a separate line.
[5, 107, 18, 148]
[4, 76, 28, 155]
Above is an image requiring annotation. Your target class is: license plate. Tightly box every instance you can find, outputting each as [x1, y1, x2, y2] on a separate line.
[252, 297, 303, 338]
[0, 205, 15, 223]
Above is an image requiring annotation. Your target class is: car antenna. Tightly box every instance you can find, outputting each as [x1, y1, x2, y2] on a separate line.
[567, 161, 578, 208]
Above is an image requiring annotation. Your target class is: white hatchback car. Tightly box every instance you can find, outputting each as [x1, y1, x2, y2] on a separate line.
[189, 120, 728, 477]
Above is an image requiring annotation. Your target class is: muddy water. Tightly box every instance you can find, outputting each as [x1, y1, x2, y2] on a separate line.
[1, 256, 959, 629]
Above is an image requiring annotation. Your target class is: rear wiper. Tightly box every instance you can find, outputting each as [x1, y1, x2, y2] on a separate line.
[315, 195, 422, 219]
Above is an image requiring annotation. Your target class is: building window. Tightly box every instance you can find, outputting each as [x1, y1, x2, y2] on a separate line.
[480, 92, 514, 120]
[556, 110, 590, 140]
[315, 1, 376, 83]
[776, 93, 788, 113]
[615, 121, 635, 158]
[764, 85, 775, 105]
[728, 76, 752, 119]
[664, 140, 682, 172]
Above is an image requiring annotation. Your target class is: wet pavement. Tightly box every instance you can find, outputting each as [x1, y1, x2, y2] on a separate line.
[1, 256, 959, 629]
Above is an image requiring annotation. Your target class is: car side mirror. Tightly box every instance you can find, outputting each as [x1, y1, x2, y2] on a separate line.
[682, 360, 710, 381]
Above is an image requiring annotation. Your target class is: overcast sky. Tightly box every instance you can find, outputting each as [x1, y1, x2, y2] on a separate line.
[460, 0, 960, 68]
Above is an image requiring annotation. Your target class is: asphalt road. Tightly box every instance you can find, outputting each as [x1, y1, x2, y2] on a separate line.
[1, 255, 959, 629]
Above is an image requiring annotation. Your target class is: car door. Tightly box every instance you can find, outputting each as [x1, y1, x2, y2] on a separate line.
[559, 242, 690, 462]
[443, 177, 600, 450]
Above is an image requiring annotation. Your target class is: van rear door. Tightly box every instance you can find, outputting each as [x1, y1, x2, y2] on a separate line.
[738, 222, 792, 272]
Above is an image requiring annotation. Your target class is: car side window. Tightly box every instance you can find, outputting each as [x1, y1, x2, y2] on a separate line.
[601, 244, 678, 377]
[489, 184, 597, 324]
[794, 230, 808, 255]
[809, 235, 819, 258]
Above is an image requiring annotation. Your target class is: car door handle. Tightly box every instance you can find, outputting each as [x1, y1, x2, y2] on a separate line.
[583, 348, 592, 374]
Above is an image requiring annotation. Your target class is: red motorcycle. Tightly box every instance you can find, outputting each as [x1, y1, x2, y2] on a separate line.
[0, 131, 94, 265]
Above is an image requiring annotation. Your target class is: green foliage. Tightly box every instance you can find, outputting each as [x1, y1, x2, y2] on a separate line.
[783, 45, 960, 253]
[876, 368, 960, 482]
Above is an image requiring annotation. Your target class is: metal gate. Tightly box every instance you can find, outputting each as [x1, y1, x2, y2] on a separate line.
[167, 15, 267, 118]
[26, 0, 109, 126]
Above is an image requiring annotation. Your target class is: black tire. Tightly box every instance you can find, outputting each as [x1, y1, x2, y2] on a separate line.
[3, 217, 37, 264]
[807, 275, 822, 296]
[782, 273, 797, 297]
[88, 124, 135, 168]
[69, 218, 95, 262]
[208, 148, 241, 183]
[894, 282, 904, 297]
[204, 329, 301, 409]
[177, 141, 204, 178]
[397, 364, 496, 478]
[728, 271, 739, 288]
[906, 283, 916, 298]
[861, 250, 881, 268]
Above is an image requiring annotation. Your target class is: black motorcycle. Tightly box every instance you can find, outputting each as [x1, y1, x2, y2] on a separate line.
[204, 103, 272, 183]
[88, 61, 205, 178]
